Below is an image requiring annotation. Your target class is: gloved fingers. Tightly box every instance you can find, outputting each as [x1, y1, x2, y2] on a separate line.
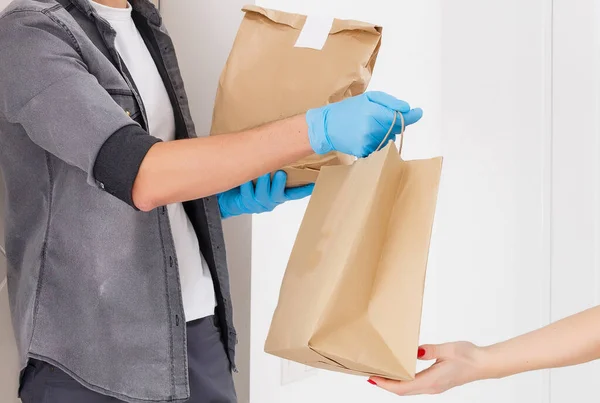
[401, 108, 424, 128]
[255, 173, 279, 210]
[239, 181, 255, 200]
[240, 181, 268, 213]
[372, 105, 423, 138]
[232, 191, 249, 216]
[270, 171, 288, 204]
[284, 183, 315, 201]
[365, 91, 411, 113]
[369, 103, 400, 144]
[255, 173, 271, 200]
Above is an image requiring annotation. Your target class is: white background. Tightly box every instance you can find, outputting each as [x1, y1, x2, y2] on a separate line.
[1, 0, 600, 402]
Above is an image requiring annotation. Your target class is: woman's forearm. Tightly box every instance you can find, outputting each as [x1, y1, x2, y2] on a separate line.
[482, 305, 600, 379]
[367, 306, 600, 396]
[132, 114, 312, 211]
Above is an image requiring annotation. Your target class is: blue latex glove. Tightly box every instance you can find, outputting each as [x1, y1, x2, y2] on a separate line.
[306, 91, 423, 158]
[218, 171, 315, 219]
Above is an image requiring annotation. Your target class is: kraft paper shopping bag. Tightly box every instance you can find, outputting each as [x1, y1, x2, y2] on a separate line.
[265, 115, 443, 380]
[210, 5, 383, 187]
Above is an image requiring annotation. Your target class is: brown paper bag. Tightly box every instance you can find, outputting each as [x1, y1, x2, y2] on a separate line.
[210, 5, 383, 187]
[264, 134, 443, 380]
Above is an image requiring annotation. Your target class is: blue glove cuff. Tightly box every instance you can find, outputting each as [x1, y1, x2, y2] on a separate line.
[306, 107, 334, 155]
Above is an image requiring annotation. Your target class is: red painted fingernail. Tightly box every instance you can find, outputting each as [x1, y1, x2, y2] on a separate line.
[418, 348, 426, 358]
[368, 379, 377, 385]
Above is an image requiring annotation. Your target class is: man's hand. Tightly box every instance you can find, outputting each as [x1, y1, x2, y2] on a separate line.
[307, 91, 423, 158]
[218, 171, 314, 219]
[368, 342, 486, 396]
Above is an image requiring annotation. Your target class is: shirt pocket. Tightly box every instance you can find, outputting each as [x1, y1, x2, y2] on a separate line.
[106, 88, 144, 129]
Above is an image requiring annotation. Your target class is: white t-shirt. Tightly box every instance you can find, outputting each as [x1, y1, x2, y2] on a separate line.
[91, 1, 217, 322]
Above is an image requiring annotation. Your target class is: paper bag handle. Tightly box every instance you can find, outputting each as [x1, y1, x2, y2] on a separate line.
[375, 111, 405, 154]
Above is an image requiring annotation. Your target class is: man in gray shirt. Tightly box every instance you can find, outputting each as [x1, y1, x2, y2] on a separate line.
[0, 0, 423, 402]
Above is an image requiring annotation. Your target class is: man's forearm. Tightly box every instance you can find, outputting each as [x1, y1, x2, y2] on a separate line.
[132, 114, 313, 211]
[481, 305, 600, 379]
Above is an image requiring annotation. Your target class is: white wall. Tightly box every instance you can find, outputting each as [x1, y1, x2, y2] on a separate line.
[437, 1, 550, 401]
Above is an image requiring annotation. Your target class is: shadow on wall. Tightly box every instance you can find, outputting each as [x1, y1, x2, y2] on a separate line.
[0, 167, 20, 402]
[1, 0, 21, 398]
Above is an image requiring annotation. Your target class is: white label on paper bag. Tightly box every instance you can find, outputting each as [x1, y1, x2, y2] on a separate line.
[294, 15, 334, 50]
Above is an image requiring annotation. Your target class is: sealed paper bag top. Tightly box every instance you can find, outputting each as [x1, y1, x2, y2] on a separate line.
[210, 5, 383, 136]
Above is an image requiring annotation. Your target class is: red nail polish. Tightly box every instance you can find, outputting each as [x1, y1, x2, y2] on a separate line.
[368, 379, 377, 385]
[418, 348, 426, 358]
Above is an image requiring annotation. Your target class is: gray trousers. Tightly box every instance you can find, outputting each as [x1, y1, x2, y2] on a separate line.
[19, 316, 237, 403]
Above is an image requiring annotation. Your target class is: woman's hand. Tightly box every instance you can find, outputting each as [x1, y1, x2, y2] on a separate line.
[367, 306, 600, 397]
[369, 342, 488, 396]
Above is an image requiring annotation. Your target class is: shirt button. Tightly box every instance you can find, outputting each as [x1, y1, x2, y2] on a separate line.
[125, 110, 131, 117]
[98, 182, 105, 190]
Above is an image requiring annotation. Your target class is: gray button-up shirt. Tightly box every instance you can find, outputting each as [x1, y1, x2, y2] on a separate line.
[0, 1, 236, 402]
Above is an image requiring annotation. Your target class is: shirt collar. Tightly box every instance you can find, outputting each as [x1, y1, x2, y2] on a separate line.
[89, 1, 133, 22]
[66, 0, 162, 26]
